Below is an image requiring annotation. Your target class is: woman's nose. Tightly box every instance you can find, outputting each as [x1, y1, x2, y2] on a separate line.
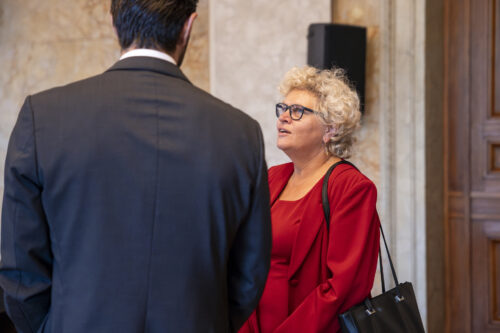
[278, 110, 291, 123]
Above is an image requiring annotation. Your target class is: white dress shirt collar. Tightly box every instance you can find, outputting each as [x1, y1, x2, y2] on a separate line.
[120, 48, 177, 66]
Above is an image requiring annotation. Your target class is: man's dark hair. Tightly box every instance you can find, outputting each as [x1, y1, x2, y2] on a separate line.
[111, 0, 199, 52]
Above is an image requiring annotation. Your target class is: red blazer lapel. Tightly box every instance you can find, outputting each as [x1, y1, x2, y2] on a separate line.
[269, 164, 293, 205]
[287, 197, 324, 280]
[268, 163, 327, 280]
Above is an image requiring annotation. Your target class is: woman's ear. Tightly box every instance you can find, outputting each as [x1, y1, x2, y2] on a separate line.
[323, 126, 336, 144]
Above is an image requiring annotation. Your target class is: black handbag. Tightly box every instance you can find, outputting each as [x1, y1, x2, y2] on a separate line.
[321, 161, 426, 333]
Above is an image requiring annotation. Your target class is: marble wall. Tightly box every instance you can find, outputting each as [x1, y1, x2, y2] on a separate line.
[332, 0, 381, 195]
[0, 0, 209, 216]
[332, 0, 383, 296]
[210, 0, 331, 167]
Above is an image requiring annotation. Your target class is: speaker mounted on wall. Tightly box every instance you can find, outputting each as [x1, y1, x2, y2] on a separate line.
[307, 23, 367, 113]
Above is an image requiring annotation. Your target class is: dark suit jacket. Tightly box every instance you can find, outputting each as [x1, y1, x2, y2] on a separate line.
[0, 57, 272, 333]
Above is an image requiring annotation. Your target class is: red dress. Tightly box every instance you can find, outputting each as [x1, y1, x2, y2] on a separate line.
[257, 199, 306, 332]
[239, 162, 380, 333]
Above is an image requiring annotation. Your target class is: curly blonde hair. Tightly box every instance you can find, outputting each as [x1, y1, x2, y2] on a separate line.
[279, 66, 361, 159]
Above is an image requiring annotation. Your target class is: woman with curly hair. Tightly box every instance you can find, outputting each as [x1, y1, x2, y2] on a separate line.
[240, 66, 381, 333]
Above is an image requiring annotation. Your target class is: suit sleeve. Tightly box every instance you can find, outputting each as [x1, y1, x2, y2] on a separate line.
[0, 96, 52, 333]
[227, 125, 272, 332]
[274, 180, 380, 333]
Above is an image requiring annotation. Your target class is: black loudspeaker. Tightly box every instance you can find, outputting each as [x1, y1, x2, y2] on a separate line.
[307, 23, 367, 113]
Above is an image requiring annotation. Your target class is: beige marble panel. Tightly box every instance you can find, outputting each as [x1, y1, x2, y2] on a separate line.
[332, 0, 381, 189]
[0, 1, 210, 216]
[0, 0, 208, 89]
[0, 0, 115, 43]
[332, 0, 384, 299]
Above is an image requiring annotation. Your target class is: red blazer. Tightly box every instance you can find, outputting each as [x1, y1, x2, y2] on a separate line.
[240, 162, 380, 333]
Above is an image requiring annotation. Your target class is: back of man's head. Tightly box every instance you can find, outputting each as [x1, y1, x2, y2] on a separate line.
[111, 0, 199, 53]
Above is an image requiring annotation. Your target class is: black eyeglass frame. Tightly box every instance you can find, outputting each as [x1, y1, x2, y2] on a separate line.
[275, 102, 318, 120]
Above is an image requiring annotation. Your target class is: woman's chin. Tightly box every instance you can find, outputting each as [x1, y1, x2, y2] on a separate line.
[276, 142, 294, 156]
[276, 141, 288, 151]
[277, 137, 292, 149]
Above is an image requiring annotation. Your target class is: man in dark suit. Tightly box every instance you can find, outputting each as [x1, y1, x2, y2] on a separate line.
[0, 1, 271, 332]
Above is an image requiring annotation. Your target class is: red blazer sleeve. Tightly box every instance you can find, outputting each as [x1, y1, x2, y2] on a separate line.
[274, 179, 380, 333]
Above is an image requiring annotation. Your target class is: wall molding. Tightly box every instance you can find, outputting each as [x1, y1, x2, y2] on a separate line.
[379, 0, 428, 328]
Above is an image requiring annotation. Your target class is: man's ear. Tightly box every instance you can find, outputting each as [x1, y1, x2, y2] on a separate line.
[179, 12, 198, 46]
[323, 126, 337, 144]
[110, 13, 117, 36]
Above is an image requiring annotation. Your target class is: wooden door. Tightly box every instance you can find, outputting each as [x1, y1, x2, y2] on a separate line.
[445, 0, 500, 331]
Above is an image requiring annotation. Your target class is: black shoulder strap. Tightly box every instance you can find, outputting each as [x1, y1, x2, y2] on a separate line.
[321, 160, 401, 292]
[321, 160, 357, 230]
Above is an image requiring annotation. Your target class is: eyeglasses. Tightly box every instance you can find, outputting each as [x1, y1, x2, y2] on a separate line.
[275, 103, 317, 120]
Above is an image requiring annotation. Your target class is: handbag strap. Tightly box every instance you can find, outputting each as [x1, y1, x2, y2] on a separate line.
[321, 160, 356, 228]
[321, 161, 400, 290]
[379, 247, 385, 293]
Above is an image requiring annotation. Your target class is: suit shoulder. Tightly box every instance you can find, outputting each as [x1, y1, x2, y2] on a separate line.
[30, 73, 104, 106]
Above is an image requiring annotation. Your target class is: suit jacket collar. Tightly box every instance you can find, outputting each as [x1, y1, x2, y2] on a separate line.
[106, 56, 191, 84]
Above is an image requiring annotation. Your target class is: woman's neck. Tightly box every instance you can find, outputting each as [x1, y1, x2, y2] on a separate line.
[291, 151, 340, 180]
[278, 151, 341, 201]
